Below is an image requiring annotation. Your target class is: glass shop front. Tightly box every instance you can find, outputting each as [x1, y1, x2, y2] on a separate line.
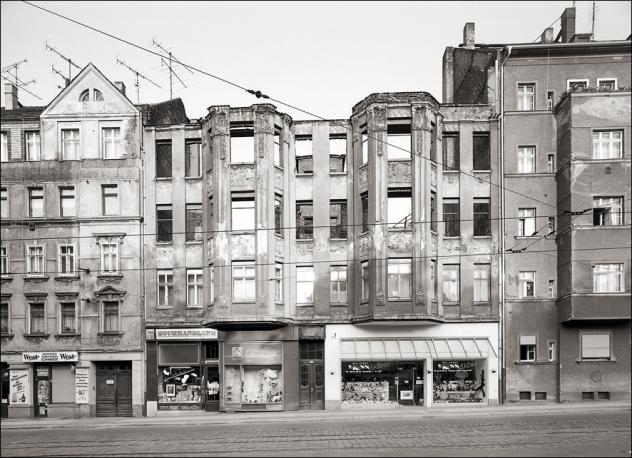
[432, 360, 486, 404]
[341, 361, 424, 407]
[221, 341, 284, 411]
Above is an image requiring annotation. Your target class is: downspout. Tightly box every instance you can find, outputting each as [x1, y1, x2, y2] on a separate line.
[138, 110, 147, 416]
[498, 45, 512, 405]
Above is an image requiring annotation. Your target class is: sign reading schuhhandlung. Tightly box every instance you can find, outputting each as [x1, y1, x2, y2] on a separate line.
[22, 351, 79, 362]
[155, 328, 218, 340]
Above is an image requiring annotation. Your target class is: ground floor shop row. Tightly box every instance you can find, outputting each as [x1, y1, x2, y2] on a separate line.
[0, 351, 143, 418]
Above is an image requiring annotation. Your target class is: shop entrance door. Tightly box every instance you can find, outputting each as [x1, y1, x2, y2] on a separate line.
[299, 362, 324, 410]
[34, 365, 51, 417]
[397, 362, 424, 406]
[204, 364, 220, 412]
[96, 362, 132, 417]
[1, 363, 8, 418]
[299, 341, 324, 410]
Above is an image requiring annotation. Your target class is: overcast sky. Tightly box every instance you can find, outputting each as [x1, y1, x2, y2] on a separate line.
[1, 1, 630, 120]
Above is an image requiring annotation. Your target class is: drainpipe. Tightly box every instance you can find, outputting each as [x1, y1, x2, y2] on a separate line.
[498, 45, 512, 404]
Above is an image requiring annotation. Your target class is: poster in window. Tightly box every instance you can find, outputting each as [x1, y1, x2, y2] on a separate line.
[9, 369, 29, 405]
[75, 368, 89, 404]
[166, 384, 176, 397]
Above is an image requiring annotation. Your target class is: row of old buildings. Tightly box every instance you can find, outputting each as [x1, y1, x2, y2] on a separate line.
[1, 8, 630, 418]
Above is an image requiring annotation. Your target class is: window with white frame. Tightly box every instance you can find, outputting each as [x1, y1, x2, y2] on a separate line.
[517, 146, 535, 173]
[25, 131, 40, 161]
[102, 301, 119, 333]
[102, 185, 119, 216]
[232, 262, 255, 302]
[581, 333, 611, 360]
[58, 244, 75, 276]
[330, 266, 347, 303]
[1, 187, 7, 218]
[592, 130, 623, 159]
[60, 302, 76, 334]
[187, 269, 203, 307]
[361, 131, 368, 165]
[60, 187, 76, 217]
[102, 127, 122, 159]
[567, 79, 588, 91]
[546, 91, 555, 110]
[296, 266, 314, 304]
[275, 263, 283, 302]
[29, 187, 44, 218]
[548, 340, 557, 362]
[597, 78, 617, 90]
[546, 153, 555, 173]
[157, 269, 173, 307]
[100, 243, 118, 274]
[0, 302, 8, 334]
[388, 258, 412, 299]
[0, 245, 8, 276]
[230, 125, 254, 164]
[361, 261, 369, 301]
[442, 264, 460, 302]
[518, 208, 536, 236]
[61, 129, 80, 160]
[231, 193, 255, 231]
[473, 264, 490, 302]
[593, 196, 624, 226]
[185, 141, 202, 177]
[29, 302, 46, 334]
[593, 263, 624, 293]
[519, 335, 536, 361]
[517, 83, 535, 110]
[27, 245, 45, 275]
[519, 271, 535, 298]
[1, 132, 7, 162]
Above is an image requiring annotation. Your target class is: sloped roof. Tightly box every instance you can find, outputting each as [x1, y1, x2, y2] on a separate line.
[0, 106, 46, 122]
[140, 98, 189, 126]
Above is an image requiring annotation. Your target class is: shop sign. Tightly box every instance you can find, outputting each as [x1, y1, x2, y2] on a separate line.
[22, 351, 78, 362]
[400, 390, 413, 400]
[9, 369, 30, 405]
[155, 328, 217, 340]
[75, 368, 89, 404]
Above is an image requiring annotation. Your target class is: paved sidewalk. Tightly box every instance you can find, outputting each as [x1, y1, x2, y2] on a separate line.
[1, 400, 629, 430]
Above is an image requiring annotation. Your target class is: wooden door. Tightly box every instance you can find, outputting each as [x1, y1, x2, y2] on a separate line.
[96, 362, 132, 417]
[299, 362, 324, 410]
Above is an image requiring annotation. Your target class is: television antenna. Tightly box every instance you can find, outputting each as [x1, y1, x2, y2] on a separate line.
[116, 59, 161, 103]
[1, 59, 42, 101]
[51, 65, 70, 88]
[152, 39, 190, 99]
[45, 41, 82, 81]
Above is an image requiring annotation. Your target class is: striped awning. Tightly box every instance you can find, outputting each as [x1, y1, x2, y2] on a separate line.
[340, 337, 497, 361]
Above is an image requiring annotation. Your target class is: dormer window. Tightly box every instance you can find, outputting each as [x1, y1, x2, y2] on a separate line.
[79, 88, 104, 102]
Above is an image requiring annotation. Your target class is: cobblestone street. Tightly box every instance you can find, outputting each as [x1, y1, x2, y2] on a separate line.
[1, 409, 630, 457]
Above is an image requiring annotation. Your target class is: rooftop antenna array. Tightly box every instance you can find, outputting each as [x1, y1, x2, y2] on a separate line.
[152, 39, 190, 100]
[1, 59, 42, 101]
[45, 41, 81, 83]
[116, 59, 162, 104]
[51, 65, 69, 89]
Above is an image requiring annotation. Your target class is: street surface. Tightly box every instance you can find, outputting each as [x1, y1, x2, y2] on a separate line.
[1, 410, 630, 457]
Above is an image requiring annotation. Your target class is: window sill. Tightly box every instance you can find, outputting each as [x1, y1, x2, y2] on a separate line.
[443, 170, 460, 174]
[295, 172, 313, 177]
[577, 358, 617, 363]
[24, 275, 50, 282]
[186, 306, 204, 309]
[155, 177, 172, 181]
[230, 162, 255, 166]
[231, 230, 255, 236]
[184, 176, 203, 181]
[360, 300, 369, 305]
[330, 302, 348, 306]
[296, 303, 314, 307]
[24, 333, 50, 338]
[473, 236, 492, 239]
[387, 297, 413, 302]
[296, 238, 314, 242]
[387, 227, 412, 232]
[329, 171, 347, 176]
[0, 333, 14, 339]
[387, 158, 412, 162]
[155, 306, 174, 310]
[97, 274, 123, 280]
[443, 302, 461, 306]
[55, 275, 80, 281]
[231, 301, 256, 305]
[0, 276, 13, 283]
[55, 333, 80, 338]
[443, 236, 460, 240]
[330, 237, 348, 241]
[474, 302, 491, 306]
[514, 360, 556, 365]
[514, 236, 539, 240]
[473, 170, 491, 173]
[185, 240, 204, 245]
[98, 332, 123, 337]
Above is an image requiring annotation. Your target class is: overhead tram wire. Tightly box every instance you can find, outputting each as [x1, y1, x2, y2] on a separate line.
[22, 0, 580, 216]
[3, 209, 629, 243]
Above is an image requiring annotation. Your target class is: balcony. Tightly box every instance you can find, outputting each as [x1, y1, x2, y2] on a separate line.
[558, 294, 631, 322]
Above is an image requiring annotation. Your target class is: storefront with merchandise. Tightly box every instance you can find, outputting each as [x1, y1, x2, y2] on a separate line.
[145, 327, 219, 415]
[325, 322, 499, 409]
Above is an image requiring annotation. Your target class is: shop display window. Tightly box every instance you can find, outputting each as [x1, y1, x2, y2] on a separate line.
[158, 366, 203, 404]
[432, 360, 485, 403]
[341, 361, 398, 406]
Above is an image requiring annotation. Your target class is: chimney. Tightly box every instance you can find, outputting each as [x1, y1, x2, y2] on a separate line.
[541, 27, 554, 43]
[4, 82, 18, 110]
[560, 7, 576, 43]
[463, 22, 475, 49]
[114, 81, 126, 96]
